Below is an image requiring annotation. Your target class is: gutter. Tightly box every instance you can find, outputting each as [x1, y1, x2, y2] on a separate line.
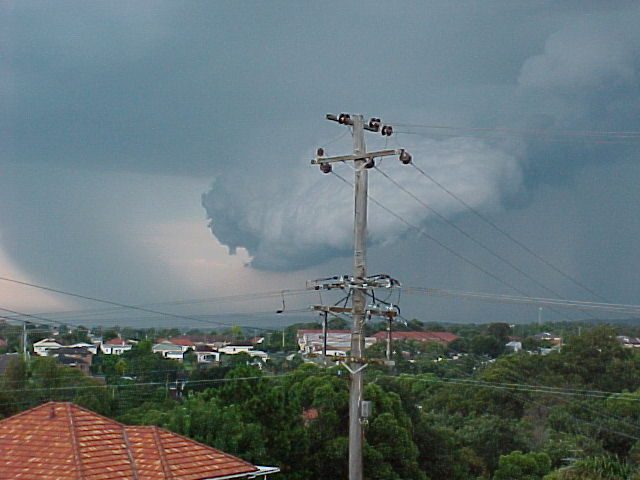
[203, 466, 281, 480]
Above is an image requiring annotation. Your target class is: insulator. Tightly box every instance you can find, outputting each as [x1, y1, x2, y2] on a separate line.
[320, 163, 332, 174]
[368, 118, 380, 130]
[364, 158, 375, 169]
[316, 147, 324, 157]
[385, 125, 393, 136]
[399, 150, 412, 164]
[338, 114, 345, 124]
[381, 125, 389, 136]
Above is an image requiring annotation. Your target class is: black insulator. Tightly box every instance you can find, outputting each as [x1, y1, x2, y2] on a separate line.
[381, 125, 388, 136]
[316, 147, 324, 157]
[386, 125, 393, 136]
[399, 150, 412, 164]
[320, 163, 332, 174]
[338, 114, 345, 124]
[364, 158, 375, 169]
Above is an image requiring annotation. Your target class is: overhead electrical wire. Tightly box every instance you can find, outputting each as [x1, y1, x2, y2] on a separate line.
[0, 275, 317, 332]
[403, 287, 640, 316]
[331, 169, 576, 322]
[407, 159, 609, 303]
[388, 122, 640, 144]
[373, 164, 586, 321]
[0, 288, 312, 323]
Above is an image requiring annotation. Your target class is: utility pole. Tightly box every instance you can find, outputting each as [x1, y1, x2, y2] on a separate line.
[309, 113, 410, 480]
[349, 114, 367, 480]
[22, 321, 28, 362]
[386, 317, 392, 361]
[322, 311, 328, 359]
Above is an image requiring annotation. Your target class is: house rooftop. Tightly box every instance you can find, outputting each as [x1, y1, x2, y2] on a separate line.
[167, 337, 195, 347]
[0, 402, 277, 479]
[372, 331, 458, 344]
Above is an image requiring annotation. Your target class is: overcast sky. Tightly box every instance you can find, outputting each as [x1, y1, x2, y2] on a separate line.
[2, 1, 640, 328]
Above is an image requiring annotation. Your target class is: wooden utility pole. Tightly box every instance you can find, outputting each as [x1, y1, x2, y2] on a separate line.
[309, 113, 409, 480]
[349, 114, 368, 480]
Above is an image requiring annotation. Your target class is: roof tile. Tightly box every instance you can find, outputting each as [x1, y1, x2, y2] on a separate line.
[0, 402, 264, 480]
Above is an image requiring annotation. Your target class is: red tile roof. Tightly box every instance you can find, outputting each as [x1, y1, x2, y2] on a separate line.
[373, 331, 458, 344]
[0, 402, 263, 479]
[105, 338, 129, 346]
[167, 337, 195, 347]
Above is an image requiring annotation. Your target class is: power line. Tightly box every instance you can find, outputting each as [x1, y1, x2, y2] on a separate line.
[0, 275, 315, 333]
[403, 287, 640, 316]
[332, 169, 576, 323]
[389, 122, 640, 142]
[374, 164, 588, 320]
[408, 160, 608, 302]
[0, 289, 312, 323]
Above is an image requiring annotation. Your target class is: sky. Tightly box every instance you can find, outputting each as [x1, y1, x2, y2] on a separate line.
[1, 1, 640, 329]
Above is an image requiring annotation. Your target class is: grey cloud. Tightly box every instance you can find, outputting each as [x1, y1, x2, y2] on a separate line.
[203, 137, 522, 270]
[518, 14, 638, 90]
[2, 1, 640, 320]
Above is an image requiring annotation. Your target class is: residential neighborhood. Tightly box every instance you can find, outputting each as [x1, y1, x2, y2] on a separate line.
[2, 2, 640, 479]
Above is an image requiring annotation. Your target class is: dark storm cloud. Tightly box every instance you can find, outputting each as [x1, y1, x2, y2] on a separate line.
[201, 3, 640, 271]
[2, 1, 640, 316]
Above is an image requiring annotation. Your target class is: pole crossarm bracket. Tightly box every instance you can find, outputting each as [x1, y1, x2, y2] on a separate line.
[310, 304, 398, 319]
[311, 149, 401, 165]
[340, 362, 369, 375]
[307, 273, 401, 291]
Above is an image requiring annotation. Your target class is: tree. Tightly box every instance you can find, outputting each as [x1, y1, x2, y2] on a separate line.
[543, 455, 638, 479]
[327, 316, 348, 330]
[494, 451, 551, 480]
[471, 335, 503, 357]
[3, 356, 27, 390]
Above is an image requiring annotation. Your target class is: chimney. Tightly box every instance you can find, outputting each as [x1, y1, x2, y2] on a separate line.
[49, 404, 56, 419]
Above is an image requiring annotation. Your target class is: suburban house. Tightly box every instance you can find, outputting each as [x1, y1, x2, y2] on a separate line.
[33, 338, 64, 356]
[68, 342, 98, 355]
[0, 337, 7, 350]
[297, 329, 378, 357]
[370, 331, 458, 345]
[218, 342, 255, 355]
[163, 337, 196, 352]
[617, 336, 640, 348]
[195, 344, 220, 364]
[533, 332, 562, 346]
[33, 339, 100, 357]
[297, 329, 350, 353]
[152, 342, 186, 361]
[297, 330, 361, 355]
[505, 341, 523, 353]
[49, 347, 94, 374]
[0, 402, 279, 479]
[100, 338, 133, 355]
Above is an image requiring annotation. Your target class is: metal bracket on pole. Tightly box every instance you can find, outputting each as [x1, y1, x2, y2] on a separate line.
[311, 149, 402, 166]
[341, 362, 368, 375]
